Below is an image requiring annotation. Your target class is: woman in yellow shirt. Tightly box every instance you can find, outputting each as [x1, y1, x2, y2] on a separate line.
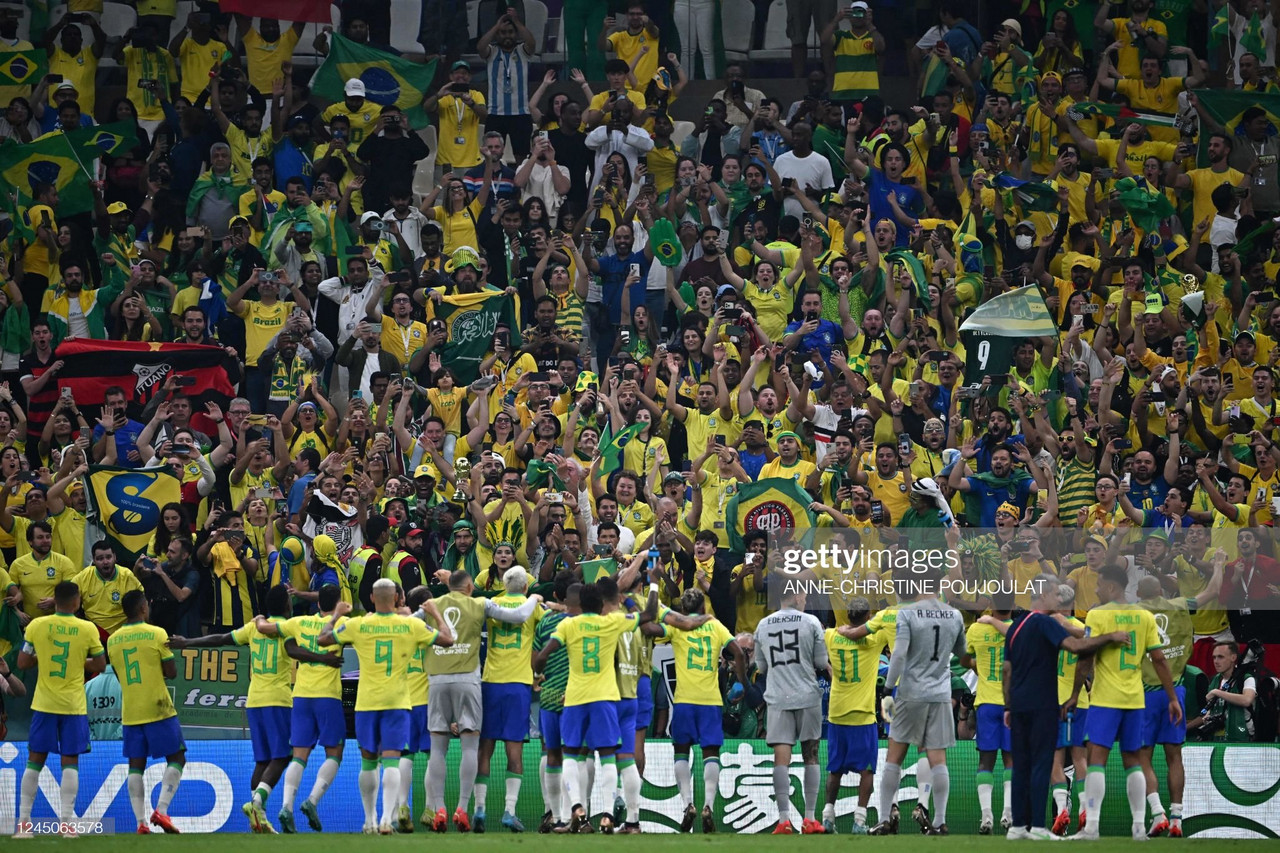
[1034, 11, 1086, 75]
[718, 257, 797, 341]
[422, 174, 491, 256]
[622, 406, 668, 478]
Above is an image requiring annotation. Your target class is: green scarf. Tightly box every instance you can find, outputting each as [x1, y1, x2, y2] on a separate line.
[442, 520, 481, 580]
[186, 167, 250, 219]
[0, 300, 29, 355]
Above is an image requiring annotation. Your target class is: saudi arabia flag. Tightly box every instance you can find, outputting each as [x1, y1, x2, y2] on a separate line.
[425, 290, 522, 384]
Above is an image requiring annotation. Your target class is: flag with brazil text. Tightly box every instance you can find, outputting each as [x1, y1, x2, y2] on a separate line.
[0, 131, 94, 215]
[220, 0, 332, 22]
[424, 290, 521, 384]
[726, 478, 817, 552]
[87, 466, 182, 563]
[312, 35, 437, 129]
[0, 49, 46, 88]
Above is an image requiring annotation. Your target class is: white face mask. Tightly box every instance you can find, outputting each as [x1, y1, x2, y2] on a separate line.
[1015, 234, 1034, 251]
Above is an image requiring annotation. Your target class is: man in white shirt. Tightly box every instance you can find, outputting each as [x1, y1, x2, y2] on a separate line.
[514, 135, 572, 218]
[772, 122, 834, 219]
[584, 99, 655, 176]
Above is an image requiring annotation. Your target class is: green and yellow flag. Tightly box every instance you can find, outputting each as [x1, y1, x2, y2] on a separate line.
[0, 131, 94, 215]
[1210, 3, 1231, 47]
[424, 290, 522, 384]
[598, 421, 645, 478]
[66, 120, 140, 159]
[726, 477, 817, 552]
[959, 284, 1058, 337]
[919, 52, 951, 98]
[1192, 89, 1280, 163]
[0, 49, 46, 87]
[579, 558, 618, 584]
[1242, 11, 1266, 59]
[87, 465, 182, 563]
[312, 34, 437, 129]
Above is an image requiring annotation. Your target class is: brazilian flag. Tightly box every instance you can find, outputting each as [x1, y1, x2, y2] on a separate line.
[580, 558, 618, 583]
[959, 285, 1058, 337]
[87, 465, 182, 564]
[312, 34, 437, 129]
[598, 421, 645, 478]
[992, 172, 1060, 213]
[726, 477, 818, 552]
[1192, 89, 1280, 162]
[0, 131, 94, 215]
[66, 120, 140, 159]
[1154, 0, 1192, 51]
[424, 290, 522, 384]
[0, 49, 46, 88]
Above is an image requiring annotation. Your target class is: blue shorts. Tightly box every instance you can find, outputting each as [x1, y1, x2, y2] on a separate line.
[291, 697, 346, 749]
[1143, 686, 1186, 747]
[123, 716, 185, 760]
[1057, 708, 1089, 749]
[827, 722, 878, 774]
[30, 711, 90, 757]
[636, 675, 654, 729]
[355, 709, 410, 755]
[976, 704, 1012, 753]
[540, 708, 562, 752]
[408, 704, 431, 753]
[1086, 705, 1145, 754]
[480, 682, 532, 742]
[247, 706, 292, 762]
[615, 698, 638, 755]
[671, 703, 724, 749]
[561, 700, 620, 751]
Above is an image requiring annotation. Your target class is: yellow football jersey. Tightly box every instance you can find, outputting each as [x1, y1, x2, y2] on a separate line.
[71, 566, 143, 634]
[661, 617, 734, 706]
[1057, 616, 1090, 709]
[1085, 603, 1161, 710]
[232, 617, 294, 708]
[483, 594, 545, 685]
[825, 625, 889, 725]
[24, 612, 104, 715]
[278, 614, 345, 699]
[333, 612, 438, 711]
[966, 619, 1011, 707]
[552, 611, 637, 706]
[108, 621, 177, 725]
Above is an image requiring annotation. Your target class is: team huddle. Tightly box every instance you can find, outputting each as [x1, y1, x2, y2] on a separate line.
[14, 557, 1190, 838]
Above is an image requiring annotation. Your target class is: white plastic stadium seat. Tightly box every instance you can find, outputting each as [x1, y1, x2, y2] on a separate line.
[541, 16, 564, 66]
[413, 125, 438, 198]
[720, 0, 753, 63]
[522, 0, 548, 59]
[755, 0, 818, 62]
[670, 120, 695, 149]
[97, 2, 137, 69]
[389, 1, 422, 57]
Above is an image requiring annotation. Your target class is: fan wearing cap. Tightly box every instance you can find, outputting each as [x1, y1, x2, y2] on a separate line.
[759, 430, 817, 484]
[319, 78, 382, 147]
[95, 200, 141, 269]
[43, 257, 116, 344]
[823, 3, 884, 102]
[425, 62, 489, 172]
[1022, 72, 1065, 177]
[31, 76, 91, 135]
[978, 20, 1030, 98]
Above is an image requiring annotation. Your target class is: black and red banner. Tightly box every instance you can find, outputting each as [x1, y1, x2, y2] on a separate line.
[54, 339, 238, 434]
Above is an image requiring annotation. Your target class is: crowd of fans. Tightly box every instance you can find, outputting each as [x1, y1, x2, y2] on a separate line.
[0, 0, 1276, 745]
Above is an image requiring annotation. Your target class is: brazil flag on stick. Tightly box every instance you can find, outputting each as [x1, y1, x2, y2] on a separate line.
[66, 120, 140, 159]
[87, 465, 182, 563]
[726, 477, 817, 552]
[424, 290, 522, 384]
[312, 35, 436, 129]
[0, 131, 94, 215]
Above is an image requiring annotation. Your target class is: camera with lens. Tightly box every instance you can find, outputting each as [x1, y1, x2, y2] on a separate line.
[1007, 539, 1031, 554]
[1195, 705, 1227, 740]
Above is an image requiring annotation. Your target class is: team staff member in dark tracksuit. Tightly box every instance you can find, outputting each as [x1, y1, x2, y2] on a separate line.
[998, 574, 1131, 840]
